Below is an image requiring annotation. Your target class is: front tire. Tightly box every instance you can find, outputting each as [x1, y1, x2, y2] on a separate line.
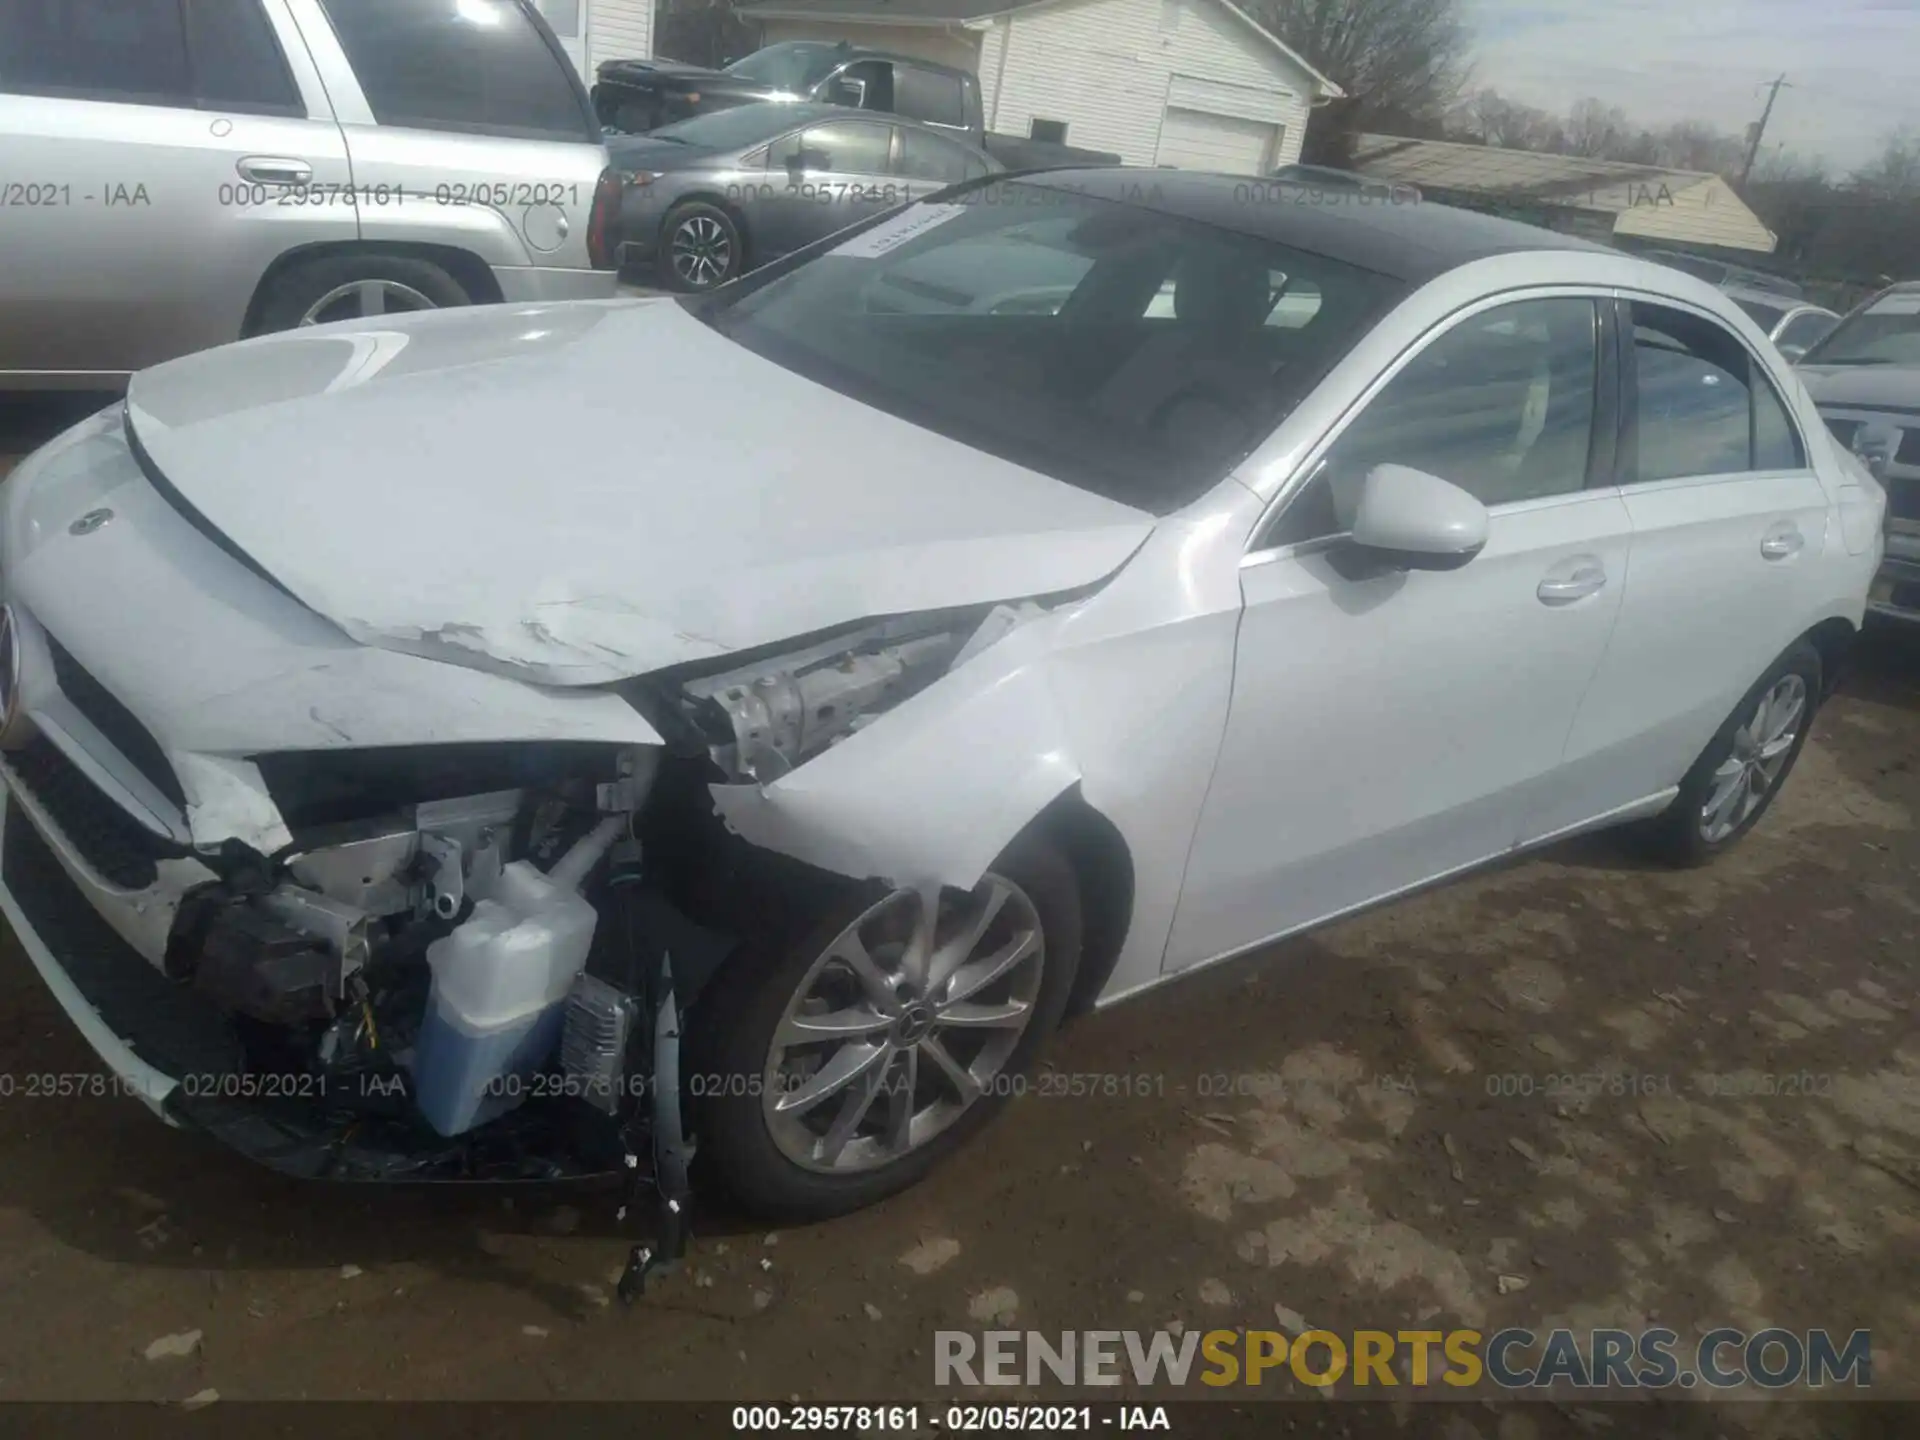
[659, 201, 742, 292]
[1641, 639, 1821, 867]
[694, 833, 1081, 1221]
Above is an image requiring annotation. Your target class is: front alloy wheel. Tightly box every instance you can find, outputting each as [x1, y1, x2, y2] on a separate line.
[694, 833, 1081, 1220]
[764, 878, 1045, 1174]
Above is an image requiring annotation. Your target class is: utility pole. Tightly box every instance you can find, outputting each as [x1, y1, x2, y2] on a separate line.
[1739, 74, 1790, 185]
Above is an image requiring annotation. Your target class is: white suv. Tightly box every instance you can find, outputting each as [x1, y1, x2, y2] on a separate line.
[0, 0, 622, 389]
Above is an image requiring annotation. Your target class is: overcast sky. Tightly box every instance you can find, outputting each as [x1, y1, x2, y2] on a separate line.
[1463, 0, 1920, 172]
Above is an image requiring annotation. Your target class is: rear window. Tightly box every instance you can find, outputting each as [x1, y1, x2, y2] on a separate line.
[1731, 296, 1786, 332]
[319, 0, 596, 143]
[695, 181, 1403, 515]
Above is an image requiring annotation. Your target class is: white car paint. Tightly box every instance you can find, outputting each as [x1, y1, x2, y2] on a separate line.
[0, 224, 1882, 1027]
[123, 297, 1156, 687]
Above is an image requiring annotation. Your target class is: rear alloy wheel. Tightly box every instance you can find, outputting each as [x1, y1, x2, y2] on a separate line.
[253, 254, 472, 335]
[661, 202, 741, 292]
[696, 835, 1081, 1219]
[1642, 639, 1821, 866]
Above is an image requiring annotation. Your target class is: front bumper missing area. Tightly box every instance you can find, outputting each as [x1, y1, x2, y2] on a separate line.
[0, 782, 632, 1182]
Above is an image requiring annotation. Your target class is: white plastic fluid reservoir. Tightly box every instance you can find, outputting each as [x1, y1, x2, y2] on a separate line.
[411, 819, 622, 1136]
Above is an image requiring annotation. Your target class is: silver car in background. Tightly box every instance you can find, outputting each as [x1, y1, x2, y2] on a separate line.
[0, 0, 622, 389]
[1724, 287, 1841, 363]
[609, 103, 998, 291]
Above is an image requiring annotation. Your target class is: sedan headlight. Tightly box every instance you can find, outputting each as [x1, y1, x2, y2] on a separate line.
[678, 614, 977, 784]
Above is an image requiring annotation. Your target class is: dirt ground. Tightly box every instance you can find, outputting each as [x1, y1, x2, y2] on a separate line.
[1, 397, 1918, 1424]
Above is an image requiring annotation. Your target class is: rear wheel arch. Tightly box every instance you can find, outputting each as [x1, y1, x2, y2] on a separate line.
[241, 243, 502, 337]
[660, 193, 753, 270]
[1803, 615, 1857, 700]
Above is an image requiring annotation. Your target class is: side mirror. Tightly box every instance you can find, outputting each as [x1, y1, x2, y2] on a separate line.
[1777, 342, 1807, 363]
[824, 77, 867, 108]
[1344, 463, 1489, 571]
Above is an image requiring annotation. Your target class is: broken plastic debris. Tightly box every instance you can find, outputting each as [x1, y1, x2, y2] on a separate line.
[339, 1264, 363, 1280]
[181, 1389, 220, 1411]
[143, 1330, 203, 1362]
[900, 1237, 962, 1275]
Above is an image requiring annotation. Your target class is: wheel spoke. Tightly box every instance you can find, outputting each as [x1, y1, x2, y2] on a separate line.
[777, 1006, 893, 1046]
[817, 1060, 888, 1165]
[882, 1045, 919, 1155]
[1759, 732, 1796, 762]
[928, 877, 1012, 997]
[941, 928, 1039, 1007]
[357, 280, 387, 317]
[774, 1041, 886, 1116]
[899, 885, 941, 991]
[935, 999, 1030, 1029]
[917, 1034, 981, 1103]
[1702, 760, 1747, 830]
[830, 929, 902, 1014]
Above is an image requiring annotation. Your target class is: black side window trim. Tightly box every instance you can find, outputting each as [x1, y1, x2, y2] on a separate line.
[1613, 294, 1812, 486]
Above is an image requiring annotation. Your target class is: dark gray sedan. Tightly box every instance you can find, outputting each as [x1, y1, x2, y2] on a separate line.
[607, 103, 1000, 291]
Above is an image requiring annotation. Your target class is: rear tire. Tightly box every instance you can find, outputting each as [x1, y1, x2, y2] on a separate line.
[1639, 639, 1821, 867]
[658, 201, 743, 293]
[692, 832, 1082, 1221]
[252, 253, 473, 334]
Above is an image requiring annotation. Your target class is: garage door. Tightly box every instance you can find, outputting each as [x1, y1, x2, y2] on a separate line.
[1154, 108, 1279, 175]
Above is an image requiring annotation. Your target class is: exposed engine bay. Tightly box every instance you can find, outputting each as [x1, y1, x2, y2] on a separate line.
[104, 602, 1048, 1294]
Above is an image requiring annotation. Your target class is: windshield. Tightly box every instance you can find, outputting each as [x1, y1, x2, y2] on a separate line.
[1803, 290, 1920, 366]
[651, 103, 799, 149]
[1731, 296, 1786, 332]
[723, 42, 844, 93]
[693, 180, 1403, 515]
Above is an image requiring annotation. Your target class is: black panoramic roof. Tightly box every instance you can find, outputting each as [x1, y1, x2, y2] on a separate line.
[1016, 168, 1611, 283]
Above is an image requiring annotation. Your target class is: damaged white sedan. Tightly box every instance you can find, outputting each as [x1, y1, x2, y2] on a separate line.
[0, 171, 1882, 1267]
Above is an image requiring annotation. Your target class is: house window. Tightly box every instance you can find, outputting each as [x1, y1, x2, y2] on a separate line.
[1030, 117, 1068, 144]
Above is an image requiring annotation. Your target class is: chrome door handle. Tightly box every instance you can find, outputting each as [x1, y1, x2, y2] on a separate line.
[237, 156, 312, 185]
[1760, 524, 1805, 561]
[1537, 564, 1607, 605]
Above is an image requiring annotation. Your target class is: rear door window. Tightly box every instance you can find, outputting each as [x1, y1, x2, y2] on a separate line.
[1628, 302, 1806, 482]
[186, 0, 303, 115]
[897, 128, 977, 184]
[0, 0, 192, 106]
[319, 0, 595, 142]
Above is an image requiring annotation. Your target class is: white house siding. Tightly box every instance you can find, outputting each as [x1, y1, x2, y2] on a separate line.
[978, 0, 1313, 169]
[758, 17, 984, 74]
[588, 0, 654, 73]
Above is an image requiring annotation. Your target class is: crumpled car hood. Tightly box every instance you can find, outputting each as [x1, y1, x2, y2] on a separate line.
[124, 299, 1154, 685]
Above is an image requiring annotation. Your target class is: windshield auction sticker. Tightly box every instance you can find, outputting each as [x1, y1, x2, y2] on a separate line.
[832, 202, 969, 259]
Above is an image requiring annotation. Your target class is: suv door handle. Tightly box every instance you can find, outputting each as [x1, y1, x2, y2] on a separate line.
[1760, 523, 1805, 561]
[1537, 558, 1608, 606]
[237, 156, 312, 185]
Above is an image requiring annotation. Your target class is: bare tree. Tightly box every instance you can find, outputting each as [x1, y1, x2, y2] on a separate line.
[1255, 0, 1470, 136]
[1854, 126, 1920, 196]
[1563, 98, 1627, 158]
